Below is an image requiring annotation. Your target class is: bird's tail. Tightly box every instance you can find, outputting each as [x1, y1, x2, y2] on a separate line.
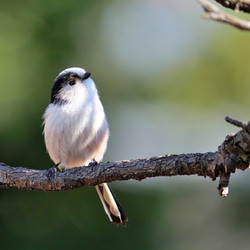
[95, 183, 127, 226]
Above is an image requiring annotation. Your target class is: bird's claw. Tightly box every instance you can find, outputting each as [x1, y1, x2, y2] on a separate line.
[47, 163, 60, 180]
[47, 167, 56, 180]
[88, 160, 98, 170]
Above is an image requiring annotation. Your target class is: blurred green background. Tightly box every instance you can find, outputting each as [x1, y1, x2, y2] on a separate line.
[0, 0, 250, 249]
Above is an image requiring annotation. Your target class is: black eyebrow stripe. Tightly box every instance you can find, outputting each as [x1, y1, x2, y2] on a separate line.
[50, 71, 84, 104]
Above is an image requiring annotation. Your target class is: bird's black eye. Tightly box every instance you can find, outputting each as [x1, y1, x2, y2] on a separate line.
[69, 79, 76, 86]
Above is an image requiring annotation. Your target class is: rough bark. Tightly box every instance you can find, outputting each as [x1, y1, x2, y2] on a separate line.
[0, 117, 249, 197]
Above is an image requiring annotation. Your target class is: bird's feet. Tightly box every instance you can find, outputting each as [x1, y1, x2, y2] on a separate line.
[47, 163, 60, 180]
[88, 160, 98, 170]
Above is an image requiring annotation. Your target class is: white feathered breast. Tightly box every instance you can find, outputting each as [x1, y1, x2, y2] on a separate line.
[43, 77, 109, 169]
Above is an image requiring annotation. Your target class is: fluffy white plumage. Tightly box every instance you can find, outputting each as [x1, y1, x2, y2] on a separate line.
[43, 67, 127, 226]
[43, 68, 108, 168]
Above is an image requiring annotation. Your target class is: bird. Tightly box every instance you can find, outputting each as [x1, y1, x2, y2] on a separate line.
[43, 67, 127, 226]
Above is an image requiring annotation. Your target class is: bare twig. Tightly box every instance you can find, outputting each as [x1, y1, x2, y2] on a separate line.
[225, 116, 250, 132]
[0, 116, 249, 197]
[198, 0, 250, 31]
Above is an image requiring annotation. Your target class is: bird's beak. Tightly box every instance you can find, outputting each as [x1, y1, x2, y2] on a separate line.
[82, 72, 91, 80]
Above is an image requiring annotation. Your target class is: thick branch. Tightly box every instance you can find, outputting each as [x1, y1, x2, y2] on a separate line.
[0, 153, 217, 191]
[0, 116, 250, 197]
[198, 0, 250, 31]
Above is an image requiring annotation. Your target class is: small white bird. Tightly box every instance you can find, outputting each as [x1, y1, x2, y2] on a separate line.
[43, 67, 127, 226]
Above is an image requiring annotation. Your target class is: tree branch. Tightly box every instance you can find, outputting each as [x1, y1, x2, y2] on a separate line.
[216, 0, 250, 13]
[198, 0, 250, 31]
[0, 116, 249, 197]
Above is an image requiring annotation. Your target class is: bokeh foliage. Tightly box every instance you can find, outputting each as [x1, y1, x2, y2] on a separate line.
[0, 0, 250, 249]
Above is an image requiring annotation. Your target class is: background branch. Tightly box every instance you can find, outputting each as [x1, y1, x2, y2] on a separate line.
[0, 117, 249, 197]
[198, 0, 250, 31]
[216, 0, 250, 13]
